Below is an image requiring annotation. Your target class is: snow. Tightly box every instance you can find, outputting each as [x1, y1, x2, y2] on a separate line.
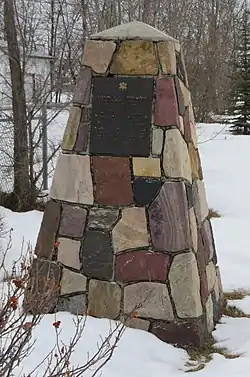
[1, 122, 250, 376]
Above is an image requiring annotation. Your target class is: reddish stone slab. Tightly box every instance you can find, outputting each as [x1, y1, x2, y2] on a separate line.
[154, 77, 180, 127]
[92, 156, 133, 206]
[174, 77, 185, 116]
[148, 181, 192, 252]
[197, 232, 209, 271]
[35, 200, 61, 258]
[73, 66, 92, 106]
[183, 107, 191, 142]
[115, 250, 170, 284]
[59, 204, 87, 238]
[151, 317, 207, 348]
[74, 107, 91, 153]
[200, 269, 209, 305]
[201, 219, 215, 262]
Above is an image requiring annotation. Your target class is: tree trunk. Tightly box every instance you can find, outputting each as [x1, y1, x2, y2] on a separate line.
[4, 0, 32, 211]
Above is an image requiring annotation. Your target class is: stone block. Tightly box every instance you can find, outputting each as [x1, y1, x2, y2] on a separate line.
[174, 76, 185, 116]
[184, 104, 198, 148]
[206, 261, 217, 292]
[115, 250, 170, 284]
[124, 282, 174, 320]
[110, 40, 158, 75]
[57, 238, 81, 270]
[60, 268, 87, 295]
[50, 154, 93, 205]
[57, 294, 86, 315]
[152, 128, 164, 155]
[90, 21, 178, 42]
[148, 181, 192, 252]
[179, 79, 191, 107]
[61, 106, 82, 151]
[112, 207, 148, 253]
[132, 157, 161, 177]
[88, 207, 120, 230]
[176, 49, 188, 86]
[124, 317, 150, 331]
[73, 66, 92, 105]
[200, 269, 209, 305]
[74, 107, 91, 153]
[157, 41, 176, 75]
[151, 317, 206, 348]
[206, 295, 214, 333]
[189, 208, 198, 251]
[179, 116, 184, 134]
[197, 232, 209, 270]
[24, 259, 61, 314]
[82, 230, 113, 280]
[88, 280, 121, 319]
[169, 252, 202, 318]
[35, 200, 61, 258]
[163, 129, 192, 182]
[188, 143, 200, 180]
[132, 177, 162, 206]
[83, 40, 116, 73]
[154, 77, 180, 127]
[92, 156, 133, 206]
[215, 267, 224, 303]
[192, 180, 209, 225]
[59, 204, 87, 238]
[201, 219, 215, 261]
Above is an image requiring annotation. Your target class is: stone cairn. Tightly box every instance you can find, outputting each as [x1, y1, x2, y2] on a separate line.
[24, 21, 224, 348]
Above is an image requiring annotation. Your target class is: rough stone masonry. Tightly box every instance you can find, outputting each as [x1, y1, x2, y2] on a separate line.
[24, 21, 224, 348]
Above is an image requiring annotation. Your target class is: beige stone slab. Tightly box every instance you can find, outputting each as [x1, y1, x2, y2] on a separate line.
[157, 41, 176, 75]
[214, 276, 220, 301]
[112, 207, 149, 252]
[163, 129, 192, 182]
[179, 79, 191, 107]
[169, 252, 203, 318]
[216, 266, 224, 300]
[206, 261, 217, 292]
[124, 282, 174, 320]
[179, 116, 184, 134]
[110, 40, 158, 75]
[152, 128, 164, 155]
[57, 237, 81, 270]
[83, 40, 116, 73]
[88, 280, 121, 320]
[189, 208, 198, 252]
[60, 268, 87, 295]
[175, 42, 181, 53]
[206, 294, 214, 333]
[61, 106, 82, 151]
[50, 154, 94, 205]
[192, 180, 209, 225]
[188, 104, 198, 148]
[188, 143, 200, 180]
[90, 21, 178, 42]
[132, 157, 161, 177]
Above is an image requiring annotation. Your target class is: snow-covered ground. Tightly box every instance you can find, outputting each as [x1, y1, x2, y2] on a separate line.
[1, 123, 250, 376]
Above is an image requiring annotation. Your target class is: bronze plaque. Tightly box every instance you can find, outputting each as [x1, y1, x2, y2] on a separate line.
[90, 77, 154, 157]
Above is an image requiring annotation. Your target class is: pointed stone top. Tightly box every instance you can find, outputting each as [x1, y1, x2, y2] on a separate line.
[90, 21, 178, 42]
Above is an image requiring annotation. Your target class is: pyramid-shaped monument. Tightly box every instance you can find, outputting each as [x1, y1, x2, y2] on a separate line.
[24, 21, 224, 348]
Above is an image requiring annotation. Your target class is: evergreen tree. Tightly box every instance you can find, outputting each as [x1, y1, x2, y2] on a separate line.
[229, 1, 250, 135]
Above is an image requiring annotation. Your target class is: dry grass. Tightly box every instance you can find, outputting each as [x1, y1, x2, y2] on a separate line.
[185, 337, 242, 373]
[208, 208, 222, 219]
[224, 290, 249, 301]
